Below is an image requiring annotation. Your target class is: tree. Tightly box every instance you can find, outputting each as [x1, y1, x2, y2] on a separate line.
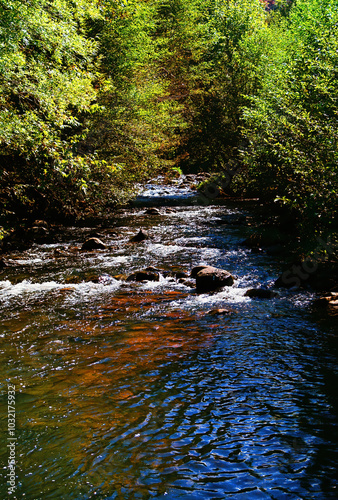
[168, 0, 268, 173]
[85, 0, 185, 186]
[0, 0, 102, 218]
[242, 0, 338, 239]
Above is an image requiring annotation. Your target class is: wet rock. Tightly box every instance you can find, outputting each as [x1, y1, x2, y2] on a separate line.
[30, 226, 48, 237]
[27, 226, 51, 244]
[81, 237, 106, 250]
[244, 288, 279, 299]
[178, 278, 195, 288]
[195, 266, 234, 293]
[191, 265, 209, 278]
[313, 293, 338, 316]
[113, 274, 127, 281]
[144, 208, 161, 215]
[176, 270, 189, 279]
[144, 265, 163, 273]
[313, 293, 338, 308]
[130, 229, 149, 243]
[207, 308, 234, 315]
[126, 269, 160, 282]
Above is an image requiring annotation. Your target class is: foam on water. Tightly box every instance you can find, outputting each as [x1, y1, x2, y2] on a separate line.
[62, 280, 121, 305]
[148, 243, 187, 257]
[14, 257, 52, 265]
[91, 255, 131, 269]
[0, 279, 72, 298]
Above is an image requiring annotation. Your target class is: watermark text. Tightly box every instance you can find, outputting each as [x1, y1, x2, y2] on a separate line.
[7, 384, 16, 495]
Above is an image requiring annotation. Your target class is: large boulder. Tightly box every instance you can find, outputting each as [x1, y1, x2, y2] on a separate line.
[81, 237, 106, 250]
[195, 266, 234, 293]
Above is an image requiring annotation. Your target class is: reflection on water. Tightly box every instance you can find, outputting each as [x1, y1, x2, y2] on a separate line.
[0, 182, 337, 499]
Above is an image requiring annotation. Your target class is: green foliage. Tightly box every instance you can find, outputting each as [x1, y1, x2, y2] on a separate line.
[242, 0, 338, 238]
[0, 0, 106, 218]
[85, 0, 185, 182]
[170, 0, 268, 172]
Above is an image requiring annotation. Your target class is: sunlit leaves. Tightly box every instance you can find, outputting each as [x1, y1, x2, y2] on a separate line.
[241, 0, 338, 237]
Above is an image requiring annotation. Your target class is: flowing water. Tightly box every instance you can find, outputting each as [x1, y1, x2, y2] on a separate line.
[0, 178, 337, 499]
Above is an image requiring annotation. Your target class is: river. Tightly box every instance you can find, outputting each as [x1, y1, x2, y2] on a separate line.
[0, 177, 337, 499]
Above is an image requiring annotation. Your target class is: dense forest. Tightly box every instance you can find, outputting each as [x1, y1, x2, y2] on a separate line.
[0, 0, 337, 249]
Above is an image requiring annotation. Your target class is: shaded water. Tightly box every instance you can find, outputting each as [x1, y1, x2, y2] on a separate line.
[0, 179, 337, 499]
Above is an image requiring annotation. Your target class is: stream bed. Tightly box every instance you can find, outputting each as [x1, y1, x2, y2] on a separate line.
[0, 178, 337, 499]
